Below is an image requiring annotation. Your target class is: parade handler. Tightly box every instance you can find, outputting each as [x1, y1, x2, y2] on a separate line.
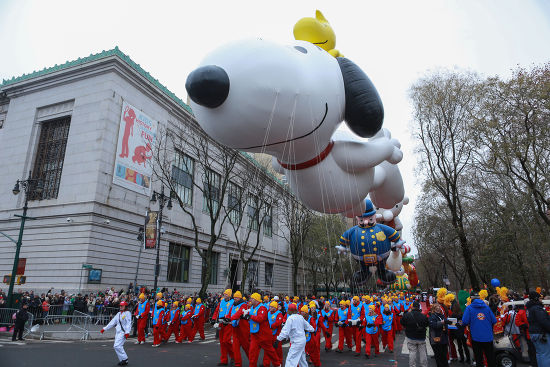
[276, 303, 315, 367]
[133, 293, 149, 344]
[243, 293, 281, 367]
[265, 301, 284, 366]
[101, 301, 132, 366]
[212, 289, 235, 366]
[319, 301, 335, 351]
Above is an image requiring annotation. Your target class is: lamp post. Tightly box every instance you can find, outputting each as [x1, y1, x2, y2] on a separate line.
[150, 186, 172, 293]
[7, 172, 42, 308]
[133, 226, 144, 292]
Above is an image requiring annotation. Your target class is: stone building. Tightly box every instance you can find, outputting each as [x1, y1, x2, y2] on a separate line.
[0, 47, 293, 295]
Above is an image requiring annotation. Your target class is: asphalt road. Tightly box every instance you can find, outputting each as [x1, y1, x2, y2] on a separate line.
[0, 329, 479, 367]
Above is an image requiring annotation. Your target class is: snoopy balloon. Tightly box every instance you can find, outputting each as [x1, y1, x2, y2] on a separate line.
[186, 38, 402, 215]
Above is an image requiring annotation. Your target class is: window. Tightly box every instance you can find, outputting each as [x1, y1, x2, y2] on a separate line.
[31, 116, 71, 200]
[263, 204, 272, 237]
[167, 243, 190, 283]
[202, 252, 219, 285]
[264, 262, 273, 286]
[203, 169, 221, 213]
[247, 260, 259, 291]
[172, 151, 194, 206]
[247, 195, 259, 231]
[227, 182, 242, 224]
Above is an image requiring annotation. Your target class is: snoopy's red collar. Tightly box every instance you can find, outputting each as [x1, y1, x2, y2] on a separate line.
[277, 141, 334, 171]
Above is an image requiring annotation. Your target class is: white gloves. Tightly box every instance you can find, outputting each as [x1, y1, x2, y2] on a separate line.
[335, 245, 349, 255]
[242, 309, 250, 316]
[214, 323, 219, 329]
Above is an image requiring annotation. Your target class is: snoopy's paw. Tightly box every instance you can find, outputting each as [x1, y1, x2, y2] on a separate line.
[388, 147, 403, 164]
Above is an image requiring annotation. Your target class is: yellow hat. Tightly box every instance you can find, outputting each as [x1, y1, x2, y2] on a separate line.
[234, 291, 242, 299]
[263, 295, 269, 301]
[345, 300, 351, 306]
[325, 301, 330, 305]
[243, 297, 247, 301]
[339, 300, 346, 306]
[479, 290, 488, 300]
[437, 288, 447, 301]
[156, 300, 163, 306]
[139, 293, 146, 300]
[186, 298, 192, 303]
[308, 301, 316, 308]
[361, 295, 368, 300]
[352, 296, 359, 302]
[293, 296, 299, 301]
[173, 301, 179, 307]
[224, 289, 232, 297]
[300, 305, 309, 313]
[384, 304, 390, 310]
[196, 298, 202, 303]
[285, 296, 290, 300]
[156, 292, 163, 298]
[185, 304, 191, 310]
[270, 301, 278, 308]
[369, 305, 376, 311]
[251, 293, 262, 302]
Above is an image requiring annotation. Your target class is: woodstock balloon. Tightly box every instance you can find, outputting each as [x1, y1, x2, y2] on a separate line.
[293, 10, 343, 57]
[186, 39, 402, 215]
[375, 196, 409, 231]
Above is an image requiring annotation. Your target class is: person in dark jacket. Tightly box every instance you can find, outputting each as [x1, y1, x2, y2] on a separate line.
[450, 300, 471, 363]
[12, 303, 29, 341]
[527, 291, 550, 366]
[401, 301, 429, 367]
[462, 291, 497, 367]
[429, 304, 450, 367]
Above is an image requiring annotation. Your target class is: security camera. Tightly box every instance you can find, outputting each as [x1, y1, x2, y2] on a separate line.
[104, 219, 110, 224]
[66, 217, 73, 223]
[160, 226, 166, 234]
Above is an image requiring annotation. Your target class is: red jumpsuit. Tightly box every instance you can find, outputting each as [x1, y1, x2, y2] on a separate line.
[263, 310, 284, 366]
[380, 311, 394, 352]
[364, 312, 383, 356]
[336, 307, 353, 351]
[133, 300, 150, 343]
[190, 303, 205, 341]
[163, 308, 180, 342]
[305, 315, 321, 366]
[319, 308, 335, 350]
[230, 301, 250, 367]
[248, 304, 280, 367]
[176, 309, 192, 342]
[347, 303, 365, 354]
[212, 299, 235, 365]
[152, 305, 166, 346]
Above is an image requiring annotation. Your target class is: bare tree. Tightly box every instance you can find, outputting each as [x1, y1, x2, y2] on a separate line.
[410, 70, 482, 288]
[223, 162, 280, 293]
[152, 124, 239, 299]
[279, 193, 313, 295]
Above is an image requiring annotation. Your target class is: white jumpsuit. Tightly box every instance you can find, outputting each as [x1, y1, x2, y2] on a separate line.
[104, 310, 132, 362]
[277, 314, 315, 367]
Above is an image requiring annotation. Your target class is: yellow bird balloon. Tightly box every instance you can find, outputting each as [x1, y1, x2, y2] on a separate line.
[293, 10, 343, 57]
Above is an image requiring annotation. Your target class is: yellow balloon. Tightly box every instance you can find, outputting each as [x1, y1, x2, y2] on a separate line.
[293, 10, 343, 57]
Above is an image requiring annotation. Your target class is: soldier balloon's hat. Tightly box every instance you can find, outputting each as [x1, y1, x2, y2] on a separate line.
[359, 199, 377, 217]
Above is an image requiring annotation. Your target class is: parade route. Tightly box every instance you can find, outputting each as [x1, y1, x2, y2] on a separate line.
[1, 329, 413, 367]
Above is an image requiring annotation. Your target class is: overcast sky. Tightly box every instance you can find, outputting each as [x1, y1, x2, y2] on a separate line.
[2, 0, 550, 254]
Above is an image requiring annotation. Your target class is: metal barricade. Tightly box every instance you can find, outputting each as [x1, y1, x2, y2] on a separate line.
[0, 308, 34, 337]
[40, 310, 91, 341]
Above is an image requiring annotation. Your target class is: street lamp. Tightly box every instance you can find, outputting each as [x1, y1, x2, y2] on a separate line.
[150, 186, 172, 293]
[6, 172, 42, 308]
[133, 226, 144, 292]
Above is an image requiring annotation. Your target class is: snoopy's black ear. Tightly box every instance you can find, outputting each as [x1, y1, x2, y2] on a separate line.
[337, 58, 384, 137]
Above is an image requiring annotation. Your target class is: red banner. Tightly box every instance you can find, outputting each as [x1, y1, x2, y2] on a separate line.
[16, 258, 26, 275]
[145, 211, 158, 249]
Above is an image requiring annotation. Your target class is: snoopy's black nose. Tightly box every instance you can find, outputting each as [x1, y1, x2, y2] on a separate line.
[185, 65, 230, 108]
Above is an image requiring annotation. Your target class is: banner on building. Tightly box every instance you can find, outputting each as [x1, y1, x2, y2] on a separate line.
[145, 211, 158, 250]
[113, 101, 158, 195]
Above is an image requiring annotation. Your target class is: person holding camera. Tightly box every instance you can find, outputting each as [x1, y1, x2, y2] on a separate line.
[429, 304, 450, 367]
[527, 291, 550, 365]
[462, 290, 497, 367]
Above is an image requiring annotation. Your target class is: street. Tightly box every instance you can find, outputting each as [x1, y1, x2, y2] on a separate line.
[5, 326, 519, 367]
[1, 328, 415, 367]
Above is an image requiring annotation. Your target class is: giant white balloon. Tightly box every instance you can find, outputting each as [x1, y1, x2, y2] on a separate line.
[185, 39, 402, 214]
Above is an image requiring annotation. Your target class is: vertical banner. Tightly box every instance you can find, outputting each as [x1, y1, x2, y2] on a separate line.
[145, 211, 158, 249]
[113, 101, 158, 195]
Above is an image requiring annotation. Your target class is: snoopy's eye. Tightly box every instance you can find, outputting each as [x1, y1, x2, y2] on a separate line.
[294, 46, 308, 54]
[395, 205, 399, 208]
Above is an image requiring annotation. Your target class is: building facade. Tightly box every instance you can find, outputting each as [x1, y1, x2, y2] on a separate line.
[0, 48, 293, 295]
